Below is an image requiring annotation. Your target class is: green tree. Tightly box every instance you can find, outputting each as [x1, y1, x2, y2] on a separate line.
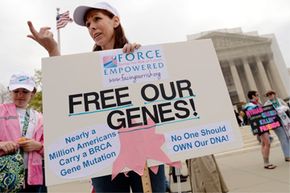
[29, 91, 42, 112]
[28, 70, 43, 112]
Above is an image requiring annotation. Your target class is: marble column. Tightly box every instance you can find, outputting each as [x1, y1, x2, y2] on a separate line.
[242, 58, 257, 90]
[255, 56, 271, 91]
[267, 58, 287, 97]
[229, 60, 246, 102]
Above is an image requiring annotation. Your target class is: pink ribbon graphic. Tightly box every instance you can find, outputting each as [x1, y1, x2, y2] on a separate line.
[111, 119, 181, 179]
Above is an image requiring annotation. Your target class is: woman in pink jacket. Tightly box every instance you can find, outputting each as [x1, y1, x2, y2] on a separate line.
[0, 72, 46, 192]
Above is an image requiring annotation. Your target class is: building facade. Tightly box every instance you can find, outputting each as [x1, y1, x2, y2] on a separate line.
[187, 28, 290, 107]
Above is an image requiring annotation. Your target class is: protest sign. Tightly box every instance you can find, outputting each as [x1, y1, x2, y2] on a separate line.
[246, 105, 281, 135]
[42, 40, 243, 185]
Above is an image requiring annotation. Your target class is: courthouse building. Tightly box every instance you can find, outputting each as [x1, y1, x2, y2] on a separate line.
[187, 28, 290, 107]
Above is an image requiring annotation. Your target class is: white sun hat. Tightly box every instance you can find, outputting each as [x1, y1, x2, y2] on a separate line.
[73, 1, 119, 26]
[8, 72, 36, 92]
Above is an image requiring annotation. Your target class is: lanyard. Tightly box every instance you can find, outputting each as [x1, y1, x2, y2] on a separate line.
[22, 109, 30, 137]
[20, 109, 30, 156]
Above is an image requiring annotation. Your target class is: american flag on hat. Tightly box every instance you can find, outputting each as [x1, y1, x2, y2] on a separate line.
[56, 10, 73, 29]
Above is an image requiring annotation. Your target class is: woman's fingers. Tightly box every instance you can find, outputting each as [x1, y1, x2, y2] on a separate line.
[134, 43, 141, 49]
[19, 139, 42, 152]
[27, 21, 52, 41]
[2, 141, 18, 154]
[27, 21, 60, 56]
[122, 43, 141, 54]
[27, 21, 37, 36]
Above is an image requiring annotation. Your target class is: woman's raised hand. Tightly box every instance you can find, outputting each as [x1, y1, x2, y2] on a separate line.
[27, 21, 60, 56]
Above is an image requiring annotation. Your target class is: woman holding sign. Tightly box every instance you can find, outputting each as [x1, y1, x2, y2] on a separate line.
[244, 90, 277, 169]
[27, 2, 166, 192]
[264, 90, 290, 162]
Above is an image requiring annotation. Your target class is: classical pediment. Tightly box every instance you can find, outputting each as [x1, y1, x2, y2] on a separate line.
[196, 32, 271, 50]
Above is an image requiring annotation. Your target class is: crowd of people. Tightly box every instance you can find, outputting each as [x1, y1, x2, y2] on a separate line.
[1, 1, 289, 193]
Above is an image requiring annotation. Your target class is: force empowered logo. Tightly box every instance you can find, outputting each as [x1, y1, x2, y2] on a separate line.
[100, 46, 168, 86]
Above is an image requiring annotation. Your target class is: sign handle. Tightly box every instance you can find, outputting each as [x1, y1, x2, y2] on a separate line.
[141, 163, 152, 193]
[175, 167, 182, 193]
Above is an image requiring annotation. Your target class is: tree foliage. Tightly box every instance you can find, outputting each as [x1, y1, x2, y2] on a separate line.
[0, 84, 10, 103]
[28, 70, 43, 112]
[29, 91, 42, 112]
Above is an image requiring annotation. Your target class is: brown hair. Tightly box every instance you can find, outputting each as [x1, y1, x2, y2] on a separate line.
[85, 9, 128, 51]
[265, 90, 276, 97]
[247, 90, 258, 100]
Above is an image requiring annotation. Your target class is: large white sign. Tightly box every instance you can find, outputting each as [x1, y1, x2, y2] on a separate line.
[42, 40, 243, 186]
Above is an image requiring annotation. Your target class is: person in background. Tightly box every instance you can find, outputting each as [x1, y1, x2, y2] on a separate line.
[0, 72, 46, 192]
[244, 90, 276, 169]
[264, 90, 290, 162]
[27, 1, 166, 192]
[234, 110, 243, 126]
